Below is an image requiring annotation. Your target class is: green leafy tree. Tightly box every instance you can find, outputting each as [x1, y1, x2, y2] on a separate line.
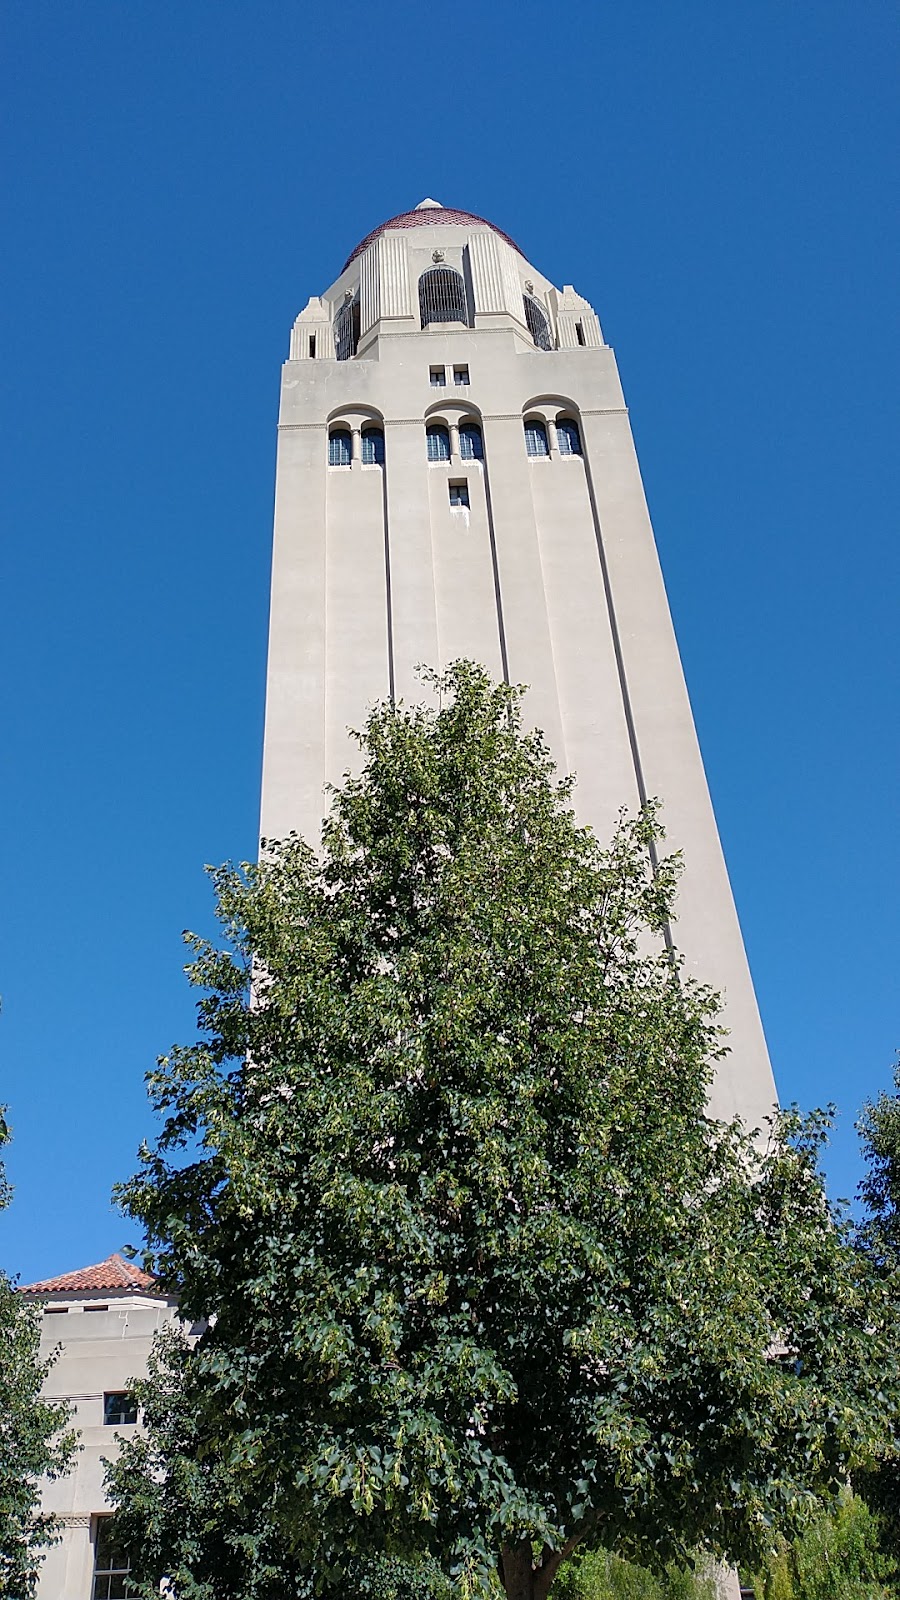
[0, 1108, 78, 1599]
[107, 664, 897, 1599]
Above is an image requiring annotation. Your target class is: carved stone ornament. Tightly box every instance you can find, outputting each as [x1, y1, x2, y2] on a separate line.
[59, 1514, 91, 1528]
[344, 289, 354, 303]
[432, 249, 445, 263]
[524, 280, 534, 293]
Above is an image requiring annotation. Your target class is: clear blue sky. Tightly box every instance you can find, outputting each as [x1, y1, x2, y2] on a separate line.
[2, 2, 898, 1284]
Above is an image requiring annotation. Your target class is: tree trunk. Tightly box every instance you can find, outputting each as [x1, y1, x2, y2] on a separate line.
[500, 1543, 566, 1600]
[501, 1544, 539, 1600]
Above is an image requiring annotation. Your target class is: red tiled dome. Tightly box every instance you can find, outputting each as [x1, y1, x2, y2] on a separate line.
[20, 1252, 156, 1295]
[342, 202, 523, 271]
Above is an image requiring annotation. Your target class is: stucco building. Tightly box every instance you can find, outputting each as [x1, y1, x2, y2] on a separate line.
[23, 1255, 177, 1599]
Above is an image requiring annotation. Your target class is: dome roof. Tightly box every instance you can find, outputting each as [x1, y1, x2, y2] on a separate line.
[342, 199, 523, 271]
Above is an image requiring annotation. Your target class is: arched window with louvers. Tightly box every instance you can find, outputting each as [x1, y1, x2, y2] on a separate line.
[328, 427, 352, 467]
[426, 424, 451, 462]
[523, 293, 552, 351]
[524, 418, 550, 458]
[361, 427, 385, 466]
[556, 417, 582, 457]
[459, 422, 484, 461]
[419, 267, 469, 329]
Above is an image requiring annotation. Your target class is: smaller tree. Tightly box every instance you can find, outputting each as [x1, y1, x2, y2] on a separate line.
[0, 1107, 79, 1600]
[853, 1061, 900, 1555]
[748, 1490, 896, 1600]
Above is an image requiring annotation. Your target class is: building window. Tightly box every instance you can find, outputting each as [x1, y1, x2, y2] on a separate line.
[523, 293, 552, 351]
[449, 481, 470, 509]
[426, 425, 451, 462]
[419, 267, 469, 329]
[328, 428, 352, 467]
[104, 1392, 138, 1427]
[524, 419, 550, 457]
[453, 365, 470, 386]
[430, 366, 446, 387]
[575, 320, 586, 347]
[556, 418, 582, 457]
[459, 423, 483, 461]
[333, 297, 360, 361]
[361, 427, 385, 465]
[92, 1519, 135, 1599]
[308, 334, 317, 359]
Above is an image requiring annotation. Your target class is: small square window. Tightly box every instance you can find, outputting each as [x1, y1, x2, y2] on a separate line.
[449, 481, 469, 509]
[429, 366, 446, 387]
[453, 366, 469, 386]
[104, 1392, 138, 1427]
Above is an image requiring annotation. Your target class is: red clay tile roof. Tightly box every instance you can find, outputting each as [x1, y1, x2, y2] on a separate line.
[20, 1252, 156, 1295]
[342, 205, 523, 271]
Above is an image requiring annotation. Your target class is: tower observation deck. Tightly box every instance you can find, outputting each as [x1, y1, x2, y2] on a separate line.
[261, 200, 777, 1126]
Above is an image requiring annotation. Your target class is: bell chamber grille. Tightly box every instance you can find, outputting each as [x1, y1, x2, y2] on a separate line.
[419, 267, 469, 329]
[334, 298, 361, 361]
[523, 293, 552, 351]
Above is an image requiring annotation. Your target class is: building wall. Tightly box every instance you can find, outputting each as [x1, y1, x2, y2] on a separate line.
[33, 1293, 178, 1600]
[262, 213, 777, 1127]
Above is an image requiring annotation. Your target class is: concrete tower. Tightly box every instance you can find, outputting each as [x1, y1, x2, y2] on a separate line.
[261, 199, 776, 1126]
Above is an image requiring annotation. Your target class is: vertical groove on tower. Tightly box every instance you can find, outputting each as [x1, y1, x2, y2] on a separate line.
[359, 243, 380, 337]
[377, 234, 411, 320]
[481, 464, 510, 685]
[381, 461, 395, 703]
[580, 444, 674, 950]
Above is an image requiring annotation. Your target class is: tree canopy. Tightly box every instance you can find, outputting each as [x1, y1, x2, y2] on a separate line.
[0, 1109, 78, 1600]
[108, 663, 897, 1600]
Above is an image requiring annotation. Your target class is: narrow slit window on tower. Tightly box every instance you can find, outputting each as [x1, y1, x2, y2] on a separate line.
[459, 422, 483, 461]
[523, 293, 553, 351]
[361, 427, 385, 466]
[328, 428, 352, 467]
[426, 424, 451, 462]
[449, 481, 470, 509]
[556, 418, 582, 457]
[419, 266, 469, 329]
[430, 366, 446, 387]
[575, 320, 586, 347]
[453, 365, 470, 386]
[524, 419, 550, 458]
[308, 334, 317, 359]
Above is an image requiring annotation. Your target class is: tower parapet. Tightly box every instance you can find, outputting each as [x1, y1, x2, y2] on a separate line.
[289, 200, 603, 361]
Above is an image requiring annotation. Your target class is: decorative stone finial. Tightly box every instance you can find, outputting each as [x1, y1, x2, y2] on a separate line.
[415, 197, 443, 210]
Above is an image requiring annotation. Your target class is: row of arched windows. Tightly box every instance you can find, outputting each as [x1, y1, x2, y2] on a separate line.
[425, 423, 484, 462]
[333, 271, 555, 356]
[328, 426, 385, 466]
[525, 416, 582, 457]
[327, 415, 581, 466]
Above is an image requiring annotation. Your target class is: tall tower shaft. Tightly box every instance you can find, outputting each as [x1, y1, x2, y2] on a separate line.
[261, 200, 776, 1125]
